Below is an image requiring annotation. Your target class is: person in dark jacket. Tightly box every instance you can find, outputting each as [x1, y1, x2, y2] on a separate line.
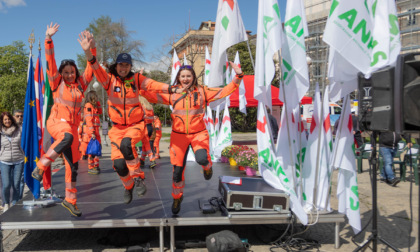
[378, 131, 412, 186]
[267, 108, 279, 143]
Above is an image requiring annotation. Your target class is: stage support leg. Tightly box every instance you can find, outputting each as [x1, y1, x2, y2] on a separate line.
[170, 225, 175, 252]
[159, 225, 163, 252]
[335, 222, 340, 248]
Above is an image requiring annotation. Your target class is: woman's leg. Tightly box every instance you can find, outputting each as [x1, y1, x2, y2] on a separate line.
[11, 162, 24, 205]
[0, 163, 11, 205]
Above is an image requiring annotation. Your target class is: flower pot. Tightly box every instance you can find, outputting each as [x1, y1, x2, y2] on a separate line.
[238, 166, 246, 171]
[220, 156, 229, 163]
[229, 157, 237, 166]
[245, 166, 257, 176]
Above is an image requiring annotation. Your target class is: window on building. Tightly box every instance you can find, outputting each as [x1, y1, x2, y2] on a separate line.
[408, 8, 416, 25]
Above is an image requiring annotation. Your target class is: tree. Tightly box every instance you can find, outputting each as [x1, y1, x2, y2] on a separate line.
[0, 41, 28, 112]
[77, 15, 145, 69]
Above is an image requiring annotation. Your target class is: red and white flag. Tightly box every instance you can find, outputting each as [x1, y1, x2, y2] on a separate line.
[208, 0, 247, 88]
[331, 95, 361, 234]
[254, 0, 283, 110]
[171, 49, 181, 85]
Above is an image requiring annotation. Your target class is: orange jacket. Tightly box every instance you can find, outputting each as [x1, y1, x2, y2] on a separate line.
[144, 108, 154, 124]
[154, 116, 162, 139]
[89, 61, 171, 126]
[45, 39, 96, 126]
[83, 101, 102, 135]
[143, 81, 238, 134]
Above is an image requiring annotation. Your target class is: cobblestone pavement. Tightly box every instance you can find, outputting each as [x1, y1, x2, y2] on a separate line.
[2, 128, 418, 251]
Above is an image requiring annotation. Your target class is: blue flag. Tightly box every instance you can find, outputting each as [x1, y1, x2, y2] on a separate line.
[21, 56, 41, 199]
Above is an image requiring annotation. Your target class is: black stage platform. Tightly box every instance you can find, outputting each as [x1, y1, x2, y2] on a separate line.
[0, 157, 345, 251]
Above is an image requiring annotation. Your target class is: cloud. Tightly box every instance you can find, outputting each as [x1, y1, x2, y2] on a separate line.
[0, 0, 26, 11]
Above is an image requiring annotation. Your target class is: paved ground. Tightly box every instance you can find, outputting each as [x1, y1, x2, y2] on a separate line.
[2, 127, 419, 251]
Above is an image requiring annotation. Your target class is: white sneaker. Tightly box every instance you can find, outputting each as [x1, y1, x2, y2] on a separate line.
[3, 204, 10, 212]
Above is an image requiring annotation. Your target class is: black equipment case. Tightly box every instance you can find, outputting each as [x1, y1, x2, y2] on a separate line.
[218, 176, 290, 214]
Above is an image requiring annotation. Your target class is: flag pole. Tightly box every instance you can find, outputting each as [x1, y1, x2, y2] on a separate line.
[246, 40, 255, 70]
[277, 50, 298, 192]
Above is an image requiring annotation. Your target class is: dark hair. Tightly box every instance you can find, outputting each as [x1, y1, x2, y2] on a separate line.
[13, 109, 23, 115]
[109, 62, 134, 79]
[58, 60, 80, 81]
[1, 111, 18, 128]
[176, 65, 198, 87]
[84, 90, 99, 108]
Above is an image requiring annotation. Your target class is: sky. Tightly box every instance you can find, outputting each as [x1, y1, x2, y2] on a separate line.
[0, 0, 287, 70]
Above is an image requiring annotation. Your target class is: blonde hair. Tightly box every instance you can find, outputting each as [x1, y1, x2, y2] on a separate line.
[138, 96, 153, 110]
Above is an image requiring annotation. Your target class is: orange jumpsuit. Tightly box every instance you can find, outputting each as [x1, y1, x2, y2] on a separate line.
[84, 101, 102, 171]
[36, 39, 96, 205]
[88, 58, 171, 191]
[140, 107, 155, 163]
[143, 81, 239, 199]
[78, 121, 88, 159]
[153, 116, 162, 158]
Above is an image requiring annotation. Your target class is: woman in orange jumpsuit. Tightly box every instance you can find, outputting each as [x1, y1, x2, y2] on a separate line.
[31, 23, 96, 217]
[78, 120, 88, 160]
[152, 115, 162, 159]
[139, 97, 156, 168]
[83, 91, 102, 174]
[143, 63, 243, 214]
[82, 38, 183, 204]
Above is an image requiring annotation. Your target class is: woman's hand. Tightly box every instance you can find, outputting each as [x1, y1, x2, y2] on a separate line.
[229, 61, 243, 75]
[46, 22, 59, 39]
[78, 32, 91, 52]
[84, 31, 96, 49]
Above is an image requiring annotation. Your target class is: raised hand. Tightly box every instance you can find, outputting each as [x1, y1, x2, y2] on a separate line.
[229, 61, 243, 75]
[46, 22, 59, 39]
[77, 32, 90, 52]
[84, 31, 96, 49]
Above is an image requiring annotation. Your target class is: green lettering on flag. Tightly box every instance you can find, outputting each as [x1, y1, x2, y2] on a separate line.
[350, 185, 360, 210]
[284, 15, 302, 34]
[389, 14, 399, 36]
[353, 19, 371, 44]
[329, 0, 340, 17]
[338, 9, 358, 29]
[302, 192, 307, 201]
[222, 16, 230, 31]
[367, 37, 378, 50]
[205, 70, 210, 75]
[282, 59, 292, 81]
[259, 148, 270, 164]
[273, 3, 280, 19]
[370, 51, 387, 67]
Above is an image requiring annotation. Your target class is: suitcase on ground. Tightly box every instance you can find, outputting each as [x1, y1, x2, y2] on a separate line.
[218, 176, 290, 214]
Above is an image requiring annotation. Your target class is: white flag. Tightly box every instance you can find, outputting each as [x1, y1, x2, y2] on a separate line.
[231, 51, 247, 114]
[279, 0, 309, 109]
[254, 0, 283, 110]
[183, 53, 188, 65]
[171, 49, 181, 85]
[208, 0, 248, 88]
[324, 0, 401, 100]
[204, 46, 211, 86]
[213, 102, 233, 160]
[332, 95, 361, 234]
[257, 102, 308, 225]
[301, 83, 321, 211]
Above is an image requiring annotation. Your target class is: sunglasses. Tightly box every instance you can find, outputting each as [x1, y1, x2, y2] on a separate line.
[180, 65, 193, 70]
[61, 59, 76, 65]
[15, 115, 23, 118]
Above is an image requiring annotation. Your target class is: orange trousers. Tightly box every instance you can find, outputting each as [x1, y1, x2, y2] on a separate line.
[141, 124, 154, 161]
[169, 130, 212, 199]
[153, 132, 161, 157]
[36, 118, 80, 204]
[87, 129, 101, 169]
[109, 121, 146, 190]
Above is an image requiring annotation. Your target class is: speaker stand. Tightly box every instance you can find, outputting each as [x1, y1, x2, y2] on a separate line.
[354, 131, 401, 252]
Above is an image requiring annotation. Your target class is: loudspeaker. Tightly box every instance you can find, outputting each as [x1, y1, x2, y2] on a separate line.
[358, 66, 395, 131]
[358, 53, 420, 133]
[394, 53, 420, 133]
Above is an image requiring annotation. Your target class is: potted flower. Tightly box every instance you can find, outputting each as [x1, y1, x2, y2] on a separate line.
[230, 145, 250, 166]
[235, 149, 258, 176]
[221, 145, 233, 163]
[248, 155, 259, 176]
